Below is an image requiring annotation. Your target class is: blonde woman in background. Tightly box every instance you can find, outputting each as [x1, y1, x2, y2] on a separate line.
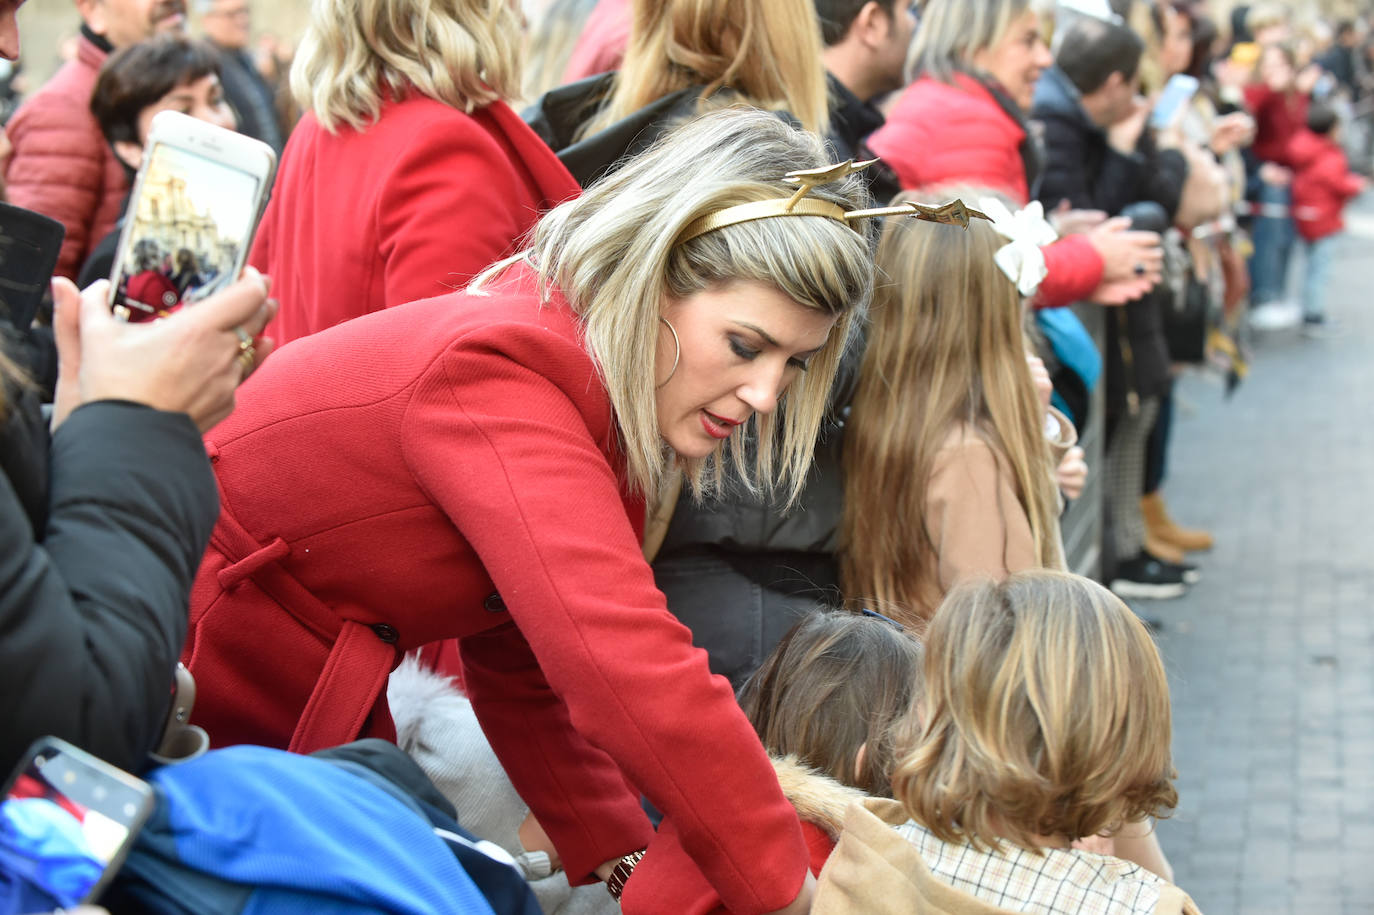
[249, 0, 580, 345]
[527, 0, 830, 187]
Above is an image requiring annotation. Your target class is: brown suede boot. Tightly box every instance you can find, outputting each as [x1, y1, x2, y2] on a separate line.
[1141, 492, 1215, 553]
[1144, 531, 1186, 564]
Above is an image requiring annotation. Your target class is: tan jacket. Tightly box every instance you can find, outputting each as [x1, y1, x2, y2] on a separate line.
[914, 412, 1074, 619]
[814, 799, 1202, 915]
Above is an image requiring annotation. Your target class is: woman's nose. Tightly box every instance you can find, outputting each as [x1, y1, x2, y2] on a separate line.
[737, 366, 786, 416]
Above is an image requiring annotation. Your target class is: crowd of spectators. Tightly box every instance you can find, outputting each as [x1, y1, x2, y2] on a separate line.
[0, 0, 1367, 912]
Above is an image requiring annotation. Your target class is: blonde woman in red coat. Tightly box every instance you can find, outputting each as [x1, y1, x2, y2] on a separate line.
[248, 0, 581, 345]
[185, 109, 880, 915]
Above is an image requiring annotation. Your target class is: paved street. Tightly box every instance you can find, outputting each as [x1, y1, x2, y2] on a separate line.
[1148, 197, 1374, 914]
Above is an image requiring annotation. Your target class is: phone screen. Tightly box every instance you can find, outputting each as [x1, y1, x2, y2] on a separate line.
[111, 140, 264, 321]
[0, 743, 150, 908]
[1150, 74, 1200, 130]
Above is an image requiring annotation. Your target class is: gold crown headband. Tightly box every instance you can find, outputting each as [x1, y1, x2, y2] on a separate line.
[676, 159, 992, 244]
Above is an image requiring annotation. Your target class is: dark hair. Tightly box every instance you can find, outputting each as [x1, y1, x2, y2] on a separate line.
[90, 36, 222, 148]
[1336, 20, 1356, 41]
[1308, 103, 1339, 135]
[1056, 15, 1145, 94]
[737, 609, 923, 797]
[1186, 12, 1219, 80]
[814, 0, 897, 46]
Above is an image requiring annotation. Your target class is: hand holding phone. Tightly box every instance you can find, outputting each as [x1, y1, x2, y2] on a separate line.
[0, 737, 154, 909]
[108, 110, 276, 322]
[1150, 74, 1200, 131]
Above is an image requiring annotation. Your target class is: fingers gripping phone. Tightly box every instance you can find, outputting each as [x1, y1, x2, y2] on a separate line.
[108, 109, 277, 322]
[1150, 74, 1200, 130]
[0, 737, 155, 908]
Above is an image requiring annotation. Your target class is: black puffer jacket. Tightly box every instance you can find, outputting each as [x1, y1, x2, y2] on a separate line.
[0, 379, 218, 774]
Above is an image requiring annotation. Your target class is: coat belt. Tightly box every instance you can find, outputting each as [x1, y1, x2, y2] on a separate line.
[207, 466, 397, 754]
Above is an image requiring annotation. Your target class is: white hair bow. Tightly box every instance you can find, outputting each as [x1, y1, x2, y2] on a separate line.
[978, 197, 1059, 297]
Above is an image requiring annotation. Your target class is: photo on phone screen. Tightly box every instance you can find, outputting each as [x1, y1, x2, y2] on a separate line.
[110, 140, 264, 322]
[0, 738, 153, 909]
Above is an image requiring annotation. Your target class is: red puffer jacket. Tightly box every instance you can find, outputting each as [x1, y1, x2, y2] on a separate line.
[1288, 129, 1364, 241]
[868, 74, 1103, 307]
[5, 34, 129, 281]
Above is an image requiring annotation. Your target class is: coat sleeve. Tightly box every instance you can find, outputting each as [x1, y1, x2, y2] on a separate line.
[926, 436, 1039, 597]
[4, 100, 107, 280]
[0, 402, 219, 774]
[401, 333, 810, 915]
[1034, 234, 1104, 308]
[375, 115, 536, 307]
[1036, 111, 1145, 215]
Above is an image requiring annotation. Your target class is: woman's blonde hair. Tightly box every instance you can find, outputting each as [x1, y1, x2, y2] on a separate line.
[290, 0, 523, 133]
[910, 0, 1031, 83]
[580, 0, 829, 138]
[738, 609, 923, 798]
[841, 190, 1061, 630]
[894, 571, 1177, 850]
[479, 108, 874, 503]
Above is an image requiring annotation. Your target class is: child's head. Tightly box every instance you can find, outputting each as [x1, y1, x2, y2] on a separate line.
[738, 609, 923, 797]
[893, 571, 1177, 850]
[1308, 103, 1340, 138]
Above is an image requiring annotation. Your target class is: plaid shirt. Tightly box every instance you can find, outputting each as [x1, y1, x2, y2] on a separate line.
[893, 820, 1169, 915]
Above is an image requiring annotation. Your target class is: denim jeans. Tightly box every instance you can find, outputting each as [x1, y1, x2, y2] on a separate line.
[1301, 234, 1339, 320]
[1249, 181, 1296, 305]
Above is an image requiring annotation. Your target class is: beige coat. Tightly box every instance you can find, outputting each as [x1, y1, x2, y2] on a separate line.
[913, 412, 1074, 620]
[814, 799, 1202, 915]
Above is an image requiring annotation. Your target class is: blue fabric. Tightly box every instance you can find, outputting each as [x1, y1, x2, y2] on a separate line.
[0, 797, 103, 912]
[1250, 181, 1296, 304]
[135, 746, 497, 915]
[1301, 234, 1338, 319]
[1036, 307, 1102, 391]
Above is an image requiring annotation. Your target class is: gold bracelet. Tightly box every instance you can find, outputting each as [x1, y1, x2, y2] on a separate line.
[605, 849, 647, 900]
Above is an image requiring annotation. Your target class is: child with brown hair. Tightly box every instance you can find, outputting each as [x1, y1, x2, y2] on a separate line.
[621, 609, 924, 912]
[815, 571, 1199, 915]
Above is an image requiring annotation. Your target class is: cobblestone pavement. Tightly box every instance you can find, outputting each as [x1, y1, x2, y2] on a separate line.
[1147, 199, 1374, 915]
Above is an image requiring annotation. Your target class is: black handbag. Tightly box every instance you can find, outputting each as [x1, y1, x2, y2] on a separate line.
[1163, 274, 1210, 364]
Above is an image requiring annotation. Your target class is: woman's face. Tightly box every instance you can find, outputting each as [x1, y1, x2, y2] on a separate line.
[971, 7, 1052, 110]
[1159, 7, 1195, 78]
[655, 281, 836, 460]
[135, 73, 237, 145]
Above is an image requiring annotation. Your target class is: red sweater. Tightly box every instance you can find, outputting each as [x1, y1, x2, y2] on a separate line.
[1244, 84, 1310, 167]
[184, 266, 809, 914]
[869, 75, 1103, 307]
[1288, 129, 1363, 241]
[5, 35, 128, 280]
[249, 93, 580, 345]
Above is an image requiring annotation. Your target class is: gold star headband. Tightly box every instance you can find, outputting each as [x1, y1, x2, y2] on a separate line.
[676, 159, 992, 244]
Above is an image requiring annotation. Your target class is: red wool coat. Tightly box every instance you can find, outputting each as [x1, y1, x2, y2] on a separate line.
[183, 266, 809, 915]
[1288, 129, 1363, 241]
[5, 34, 128, 280]
[249, 93, 580, 345]
[868, 75, 1104, 307]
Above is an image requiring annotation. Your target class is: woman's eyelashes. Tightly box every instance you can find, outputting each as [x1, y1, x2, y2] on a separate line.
[728, 335, 759, 360]
[729, 335, 810, 371]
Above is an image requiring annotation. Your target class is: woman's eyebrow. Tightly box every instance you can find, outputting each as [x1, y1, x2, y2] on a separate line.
[735, 321, 780, 347]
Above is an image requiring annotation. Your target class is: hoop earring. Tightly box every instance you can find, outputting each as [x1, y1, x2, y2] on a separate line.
[657, 316, 680, 388]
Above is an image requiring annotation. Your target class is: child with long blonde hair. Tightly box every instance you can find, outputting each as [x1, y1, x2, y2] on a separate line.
[841, 194, 1074, 629]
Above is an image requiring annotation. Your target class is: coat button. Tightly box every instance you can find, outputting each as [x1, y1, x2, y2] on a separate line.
[483, 592, 506, 613]
[371, 623, 399, 644]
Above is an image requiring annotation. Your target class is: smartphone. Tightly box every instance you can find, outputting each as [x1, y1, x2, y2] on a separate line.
[0, 737, 154, 908]
[108, 109, 276, 322]
[0, 204, 64, 331]
[1150, 74, 1200, 130]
